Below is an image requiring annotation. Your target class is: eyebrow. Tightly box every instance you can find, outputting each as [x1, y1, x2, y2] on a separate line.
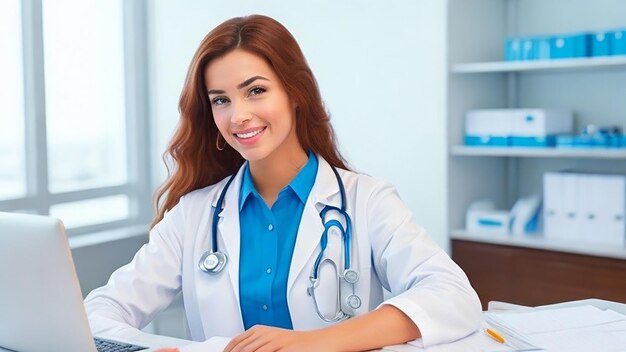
[207, 75, 270, 96]
[237, 75, 269, 89]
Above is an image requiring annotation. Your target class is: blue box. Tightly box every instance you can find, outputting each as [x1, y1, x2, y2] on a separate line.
[556, 135, 611, 148]
[591, 31, 611, 56]
[621, 136, 626, 148]
[533, 36, 551, 60]
[612, 29, 626, 55]
[505, 38, 522, 61]
[608, 135, 622, 148]
[550, 33, 590, 59]
[521, 38, 535, 60]
[511, 136, 557, 147]
[556, 135, 577, 147]
[465, 135, 510, 147]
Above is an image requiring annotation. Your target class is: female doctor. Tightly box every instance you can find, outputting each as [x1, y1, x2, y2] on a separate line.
[84, 15, 482, 352]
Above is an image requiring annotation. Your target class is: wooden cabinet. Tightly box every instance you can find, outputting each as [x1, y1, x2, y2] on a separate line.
[452, 239, 626, 310]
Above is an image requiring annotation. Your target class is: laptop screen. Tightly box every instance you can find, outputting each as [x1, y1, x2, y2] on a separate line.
[0, 212, 98, 352]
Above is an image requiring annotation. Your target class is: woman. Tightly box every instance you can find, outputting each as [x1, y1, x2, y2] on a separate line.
[85, 15, 482, 351]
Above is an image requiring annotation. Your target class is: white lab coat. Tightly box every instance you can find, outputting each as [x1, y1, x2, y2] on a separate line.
[84, 156, 482, 348]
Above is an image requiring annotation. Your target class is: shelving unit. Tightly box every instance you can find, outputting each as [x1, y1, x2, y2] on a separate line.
[451, 56, 626, 74]
[451, 146, 626, 159]
[447, 0, 626, 307]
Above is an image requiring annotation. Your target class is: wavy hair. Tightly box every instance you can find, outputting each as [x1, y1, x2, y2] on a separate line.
[152, 15, 349, 227]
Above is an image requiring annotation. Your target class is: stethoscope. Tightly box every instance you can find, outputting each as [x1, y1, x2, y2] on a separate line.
[198, 164, 361, 322]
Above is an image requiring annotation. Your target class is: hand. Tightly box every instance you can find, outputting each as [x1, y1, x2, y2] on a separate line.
[223, 325, 330, 352]
[154, 348, 179, 352]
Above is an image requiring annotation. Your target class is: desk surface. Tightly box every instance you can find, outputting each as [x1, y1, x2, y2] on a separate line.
[4, 299, 624, 352]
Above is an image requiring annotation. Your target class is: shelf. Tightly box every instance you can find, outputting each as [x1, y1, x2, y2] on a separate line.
[451, 146, 626, 159]
[451, 229, 626, 260]
[451, 56, 626, 74]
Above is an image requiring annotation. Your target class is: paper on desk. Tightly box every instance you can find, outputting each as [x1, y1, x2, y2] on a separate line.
[382, 326, 517, 352]
[491, 305, 626, 334]
[178, 336, 231, 352]
[485, 305, 626, 352]
[528, 319, 626, 352]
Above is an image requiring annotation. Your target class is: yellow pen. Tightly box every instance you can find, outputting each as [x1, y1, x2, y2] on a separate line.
[485, 328, 506, 344]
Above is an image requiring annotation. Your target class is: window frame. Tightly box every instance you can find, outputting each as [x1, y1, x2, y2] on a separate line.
[0, 0, 152, 236]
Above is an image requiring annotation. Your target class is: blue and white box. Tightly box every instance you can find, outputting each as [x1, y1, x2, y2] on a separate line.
[510, 109, 573, 147]
[466, 200, 511, 235]
[465, 109, 514, 147]
[465, 109, 573, 147]
[550, 33, 590, 59]
[591, 31, 611, 56]
[612, 29, 626, 55]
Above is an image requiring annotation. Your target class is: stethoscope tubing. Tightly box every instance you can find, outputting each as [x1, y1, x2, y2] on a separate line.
[211, 173, 236, 253]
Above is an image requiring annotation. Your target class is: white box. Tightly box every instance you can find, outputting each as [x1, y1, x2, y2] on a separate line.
[545, 172, 626, 247]
[465, 109, 514, 137]
[543, 172, 563, 240]
[511, 109, 573, 137]
[578, 174, 597, 244]
[560, 173, 581, 242]
[594, 175, 626, 246]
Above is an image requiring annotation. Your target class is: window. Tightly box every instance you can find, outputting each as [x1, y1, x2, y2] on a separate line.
[0, 0, 27, 201]
[0, 0, 151, 236]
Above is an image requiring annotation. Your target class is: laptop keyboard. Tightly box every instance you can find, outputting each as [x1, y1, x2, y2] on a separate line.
[94, 337, 148, 352]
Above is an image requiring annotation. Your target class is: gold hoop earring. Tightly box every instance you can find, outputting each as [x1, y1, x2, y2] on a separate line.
[216, 132, 226, 151]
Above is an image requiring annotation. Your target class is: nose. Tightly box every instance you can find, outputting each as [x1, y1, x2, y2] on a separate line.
[230, 99, 252, 126]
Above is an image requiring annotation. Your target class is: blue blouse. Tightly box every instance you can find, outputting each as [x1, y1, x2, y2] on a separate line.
[238, 152, 318, 330]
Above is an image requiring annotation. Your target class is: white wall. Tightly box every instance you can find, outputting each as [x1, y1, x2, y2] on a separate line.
[147, 1, 449, 250]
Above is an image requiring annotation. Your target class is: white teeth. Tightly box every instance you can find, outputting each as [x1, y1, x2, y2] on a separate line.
[235, 128, 263, 139]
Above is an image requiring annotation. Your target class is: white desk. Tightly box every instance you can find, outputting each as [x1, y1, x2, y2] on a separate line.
[125, 299, 626, 352]
[4, 299, 624, 352]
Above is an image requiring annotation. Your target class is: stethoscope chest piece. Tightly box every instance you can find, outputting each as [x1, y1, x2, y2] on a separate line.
[343, 269, 359, 284]
[199, 251, 227, 274]
[346, 294, 362, 309]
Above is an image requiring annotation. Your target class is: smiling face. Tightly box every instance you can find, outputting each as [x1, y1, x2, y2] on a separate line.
[205, 49, 303, 165]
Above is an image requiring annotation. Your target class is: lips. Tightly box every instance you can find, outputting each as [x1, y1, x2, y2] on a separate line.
[234, 127, 266, 139]
[232, 126, 267, 146]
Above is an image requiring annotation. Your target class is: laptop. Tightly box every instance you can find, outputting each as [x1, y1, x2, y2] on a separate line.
[0, 212, 150, 352]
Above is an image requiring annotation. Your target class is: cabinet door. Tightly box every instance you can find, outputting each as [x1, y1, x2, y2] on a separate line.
[452, 240, 626, 308]
[452, 240, 516, 309]
[515, 250, 626, 306]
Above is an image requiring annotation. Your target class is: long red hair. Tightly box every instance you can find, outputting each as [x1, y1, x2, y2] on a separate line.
[152, 15, 349, 227]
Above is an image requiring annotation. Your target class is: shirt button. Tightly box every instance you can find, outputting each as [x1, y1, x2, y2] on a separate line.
[266, 267, 272, 274]
[262, 304, 268, 311]
[268, 224, 274, 231]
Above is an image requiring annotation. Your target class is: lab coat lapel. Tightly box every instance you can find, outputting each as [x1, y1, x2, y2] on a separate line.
[211, 163, 246, 308]
[287, 157, 340, 293]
